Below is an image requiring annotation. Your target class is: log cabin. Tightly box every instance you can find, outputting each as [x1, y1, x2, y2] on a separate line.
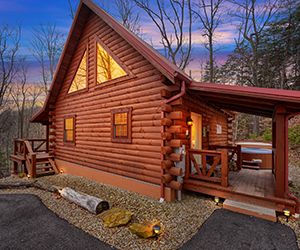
[10, 0, 300, 217]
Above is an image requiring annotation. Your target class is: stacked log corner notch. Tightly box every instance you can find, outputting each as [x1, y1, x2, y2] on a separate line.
[227, 117, 234, 145]
[48, 105, 56, 156]
[160, 86, 185, 192]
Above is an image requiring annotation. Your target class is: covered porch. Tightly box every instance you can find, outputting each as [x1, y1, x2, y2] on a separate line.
[182, 81, 300, 214]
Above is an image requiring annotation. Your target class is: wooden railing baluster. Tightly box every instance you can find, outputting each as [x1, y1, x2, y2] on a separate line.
[187, 148, 229, 186]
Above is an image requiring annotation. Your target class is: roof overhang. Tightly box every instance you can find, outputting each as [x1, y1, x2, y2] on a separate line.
[188, 82, 300, 118]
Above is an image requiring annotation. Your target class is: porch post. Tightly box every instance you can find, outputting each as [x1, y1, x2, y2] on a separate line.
[46, 123, 49, 153]
[272, 121, 276, 175]
[274, 103, 285, 198]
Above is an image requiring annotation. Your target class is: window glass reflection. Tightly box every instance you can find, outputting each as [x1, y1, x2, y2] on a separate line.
[97, 42, 126, 84]
[68, 51, 87, 93]
[114, 112, 127, 137]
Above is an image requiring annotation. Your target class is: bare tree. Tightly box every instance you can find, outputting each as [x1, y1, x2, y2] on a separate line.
[0, 22, 22, 111]
[230, 0, 279, 134]
[134, 0, 193, 70]
[29, 22, 65, 96]
[114, 0, 143, 36]
[10, 60, 29, 138]
[193, 0, 225, 82]
[68, 0, 79, 19]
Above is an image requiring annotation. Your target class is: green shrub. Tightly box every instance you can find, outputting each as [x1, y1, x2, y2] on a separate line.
[250, 132, 259, 140]
[289, 125, 300, 149]
[262, 127, 272, 142]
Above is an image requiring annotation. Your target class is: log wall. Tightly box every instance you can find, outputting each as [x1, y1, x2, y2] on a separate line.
[50, 10, 231, 198]
[53, 11, 164, 186]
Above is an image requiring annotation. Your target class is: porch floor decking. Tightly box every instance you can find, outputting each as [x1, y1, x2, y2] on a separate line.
[229, 169, 275, 198]
[183, 169, 296, 212]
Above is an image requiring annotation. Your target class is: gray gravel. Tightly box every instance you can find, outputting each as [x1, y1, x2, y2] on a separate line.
[0, 172, 300, 249]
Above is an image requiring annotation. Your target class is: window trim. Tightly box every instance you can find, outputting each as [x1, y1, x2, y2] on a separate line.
[63, 115, 76, 145]
[94, 35, 135, 88]
[111, 107, 132, 143]
[67, 44, 89, 95]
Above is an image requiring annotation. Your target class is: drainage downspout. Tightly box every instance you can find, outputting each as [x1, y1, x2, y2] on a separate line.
[160, 80, 186, 202]
[285, 112, 300, 217]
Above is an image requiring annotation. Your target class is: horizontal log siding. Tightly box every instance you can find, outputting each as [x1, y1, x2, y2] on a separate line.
[54, 12, 164, 185]
[182, 94, 229, 149]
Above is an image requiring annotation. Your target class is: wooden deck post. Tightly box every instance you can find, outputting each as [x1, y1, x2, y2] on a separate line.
[274, 104, 285, 198]
[236, 145, 242, 170]
[221, 149, 228, 187]
[184, 150, 190, 179]
[46, 124, 49, 153]
[31, 154, 36, 178]
[13, 139, 18, 173]
[272, 121, 276, 175]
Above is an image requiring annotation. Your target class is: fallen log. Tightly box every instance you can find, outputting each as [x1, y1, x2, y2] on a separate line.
[33, 181, 61, 193]
[60, 187, 109, 214]
[0, 181, 35, 189]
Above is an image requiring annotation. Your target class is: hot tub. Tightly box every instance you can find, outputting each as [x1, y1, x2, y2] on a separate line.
[235, 141, 272, 149]
[235, 141, 272, 169]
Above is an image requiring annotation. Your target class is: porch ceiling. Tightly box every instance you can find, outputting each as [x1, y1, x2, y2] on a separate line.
[188, 82, 300, 118]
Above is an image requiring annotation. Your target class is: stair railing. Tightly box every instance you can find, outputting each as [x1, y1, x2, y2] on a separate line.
[24, 140, 37, 178]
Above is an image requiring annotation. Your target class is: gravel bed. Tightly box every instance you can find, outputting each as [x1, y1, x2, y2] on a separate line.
[0, 174, 217, 250]
[1, 167, 300, 249]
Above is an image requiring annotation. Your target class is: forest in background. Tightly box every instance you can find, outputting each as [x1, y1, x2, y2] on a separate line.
[0, 0, 299, 176]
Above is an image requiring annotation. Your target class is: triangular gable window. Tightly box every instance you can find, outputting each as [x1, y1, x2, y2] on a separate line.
[96, 42, 127, 84]
[68, 50, 87, 94]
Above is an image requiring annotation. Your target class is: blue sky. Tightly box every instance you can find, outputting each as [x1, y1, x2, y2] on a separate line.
[0, 0, 237, 81]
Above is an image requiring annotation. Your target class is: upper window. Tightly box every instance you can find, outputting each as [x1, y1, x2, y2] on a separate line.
[111, 107, 132, 143]
[64, 116, 75, 144]
[68, 50, 87, 94]
[96, 42, 127, 84]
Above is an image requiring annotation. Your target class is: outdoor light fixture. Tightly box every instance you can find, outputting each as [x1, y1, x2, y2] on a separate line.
[214, 196, 219, 206]
[186, 116, 193, 126]
[152, 224, 161, 240]
[60, 169, 64, 174]
[283, 209, 291, 222]
[27, 174, 30, 179]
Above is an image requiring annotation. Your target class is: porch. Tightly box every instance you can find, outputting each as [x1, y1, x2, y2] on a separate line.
[10, 139, 59, 178]
[183, 148, 296, 212]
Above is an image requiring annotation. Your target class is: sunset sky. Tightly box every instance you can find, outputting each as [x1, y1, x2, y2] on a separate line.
[0, 0, 238, 81]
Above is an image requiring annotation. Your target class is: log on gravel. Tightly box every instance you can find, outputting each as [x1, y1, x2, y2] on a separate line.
[0, 181, 35, 189]
[33, 181, 61, 193]
[60, 187, 109, 214]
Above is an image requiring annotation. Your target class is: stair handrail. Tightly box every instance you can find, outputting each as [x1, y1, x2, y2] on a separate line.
[24, 140, 37, 178]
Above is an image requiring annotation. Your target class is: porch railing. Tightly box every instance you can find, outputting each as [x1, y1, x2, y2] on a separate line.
[210, 145, 242, 170]
[185, 149, 229, 187]
[14, 138, 48, 158]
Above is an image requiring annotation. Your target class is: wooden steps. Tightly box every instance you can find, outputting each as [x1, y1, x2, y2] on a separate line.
[242, 160, 260, 170]
[242, 165, 260, 170]
[36, 170, 55, 177]
[10, 153, 58, 178]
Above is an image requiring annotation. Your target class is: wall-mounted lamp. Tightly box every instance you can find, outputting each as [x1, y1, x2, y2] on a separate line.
[27, 174, 30, 179]
[60, 169, 64, 174]
[283, 209, 291, 222]
[152, 224, 161, 240]
[186, 116, 193, 126]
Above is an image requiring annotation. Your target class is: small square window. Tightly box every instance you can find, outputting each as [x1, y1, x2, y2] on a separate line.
[64, 116, 75, 144]
[111, 107, 132, 143]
